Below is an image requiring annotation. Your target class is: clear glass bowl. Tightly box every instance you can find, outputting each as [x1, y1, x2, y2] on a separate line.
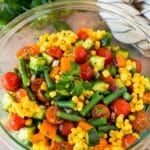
[0, 0, 150, 149]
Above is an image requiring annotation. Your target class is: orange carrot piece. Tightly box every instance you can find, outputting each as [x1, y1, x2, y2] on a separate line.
[94, 138, 108, 150]
[31, 132, 47, 143]
[60, 57, 74, 73]
[50, 66, 60, 81]
[40, 120, 57, 139]
[116, 54, 126, 68]
[78, 121, 93, 131]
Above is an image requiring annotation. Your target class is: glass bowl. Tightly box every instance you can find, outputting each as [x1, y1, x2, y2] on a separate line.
[0, 0, 150, 149]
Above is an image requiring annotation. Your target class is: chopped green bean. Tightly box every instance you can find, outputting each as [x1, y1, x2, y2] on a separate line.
[57, 111, 82, 122]
[98, 125, 117, 132]
[18, 58, 30, 87]
[55, 101, 74, 109]
[80, 93, 103, 116]
[25, 87, 36, 101]
[88, 117, 107, 127]
[44, 69, 54, 90]
[103, 87, 127, 105]
[123, 92, 131, 101]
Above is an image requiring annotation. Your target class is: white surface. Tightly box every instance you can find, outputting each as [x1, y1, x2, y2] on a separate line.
[0, 140, 11, 150]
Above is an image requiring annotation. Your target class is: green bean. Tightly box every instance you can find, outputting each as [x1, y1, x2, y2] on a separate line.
[57, 111, 82, 122]
[123, 92, 131, 101]
[25, 87, 36, 101]
[55, 101, 74, 109]
[98, 125, 117, 132]
[103, 87, 127, 105]
[18, 58, 30, 87]
[44, 69, 54, 90]
[88, 117, 107, 127]
[80, 93, 103, 116]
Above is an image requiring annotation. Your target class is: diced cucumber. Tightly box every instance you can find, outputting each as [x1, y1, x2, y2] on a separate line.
[116, 49, 129, 58]
[90, 56, 105, 71]
[86, 128, 99, 146]
[33, 107, 46, 120]
[29, 56, 46, 72]
[93, 81, 109, 92]
[17, 126, 35, 145]
[2, 93, 15, 111]
[75, 40, 84, 47]
[83, 38, 94, 50]
[42, 53, 53, 65]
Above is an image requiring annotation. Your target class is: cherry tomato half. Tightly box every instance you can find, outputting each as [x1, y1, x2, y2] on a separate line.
[131, 110, 149, 131]
[16, 44, 40, 58]
[51, 141, 73, 150]
[46, 106, 63, 125]
[47, 47, 63, 59]
[97, 48, 113, 65]
[143, 92, 150, 104]
[15, 88, 28, 102]
[122, 134, 137, 148]
[2, 72, 20, 92]
[77, 30, 88, 40]
[8, 113, 25, 130]
[58, 121, 75, 137]
[132, 59, 142, 73]
[92, 104, 110, 119]
[80, 62, 93, 80]
[111, 98, 131, 116]
[74, 46, 87, 64]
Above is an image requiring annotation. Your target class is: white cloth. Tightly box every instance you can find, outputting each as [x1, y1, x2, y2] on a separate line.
[97, 0, 150, 57]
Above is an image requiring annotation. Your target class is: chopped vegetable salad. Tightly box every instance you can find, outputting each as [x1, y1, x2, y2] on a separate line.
[1, 27, 150, 150]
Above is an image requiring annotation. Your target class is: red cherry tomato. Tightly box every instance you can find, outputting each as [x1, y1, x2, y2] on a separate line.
[74, 46, 87, 64]
[46, 106, 63, 125]
[8, 113, 25, 130]
[111, 98, 131, 116]
[132, 59, 142, 73]
[51, 141, 73, 150]
[77, 30, 88, 40]
[2, 72, 20, 92]
[59, 121, 75, 136]
[131, 110, 148, 131]
[80, 62, 93, 80]
[47, 47, 63, 59]
[97, 48, 113, 65]
[92, 104, 110, 119]
[122, 134, 137, 148]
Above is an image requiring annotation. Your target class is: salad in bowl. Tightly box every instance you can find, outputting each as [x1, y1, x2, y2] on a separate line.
[1, 26, 150, 150]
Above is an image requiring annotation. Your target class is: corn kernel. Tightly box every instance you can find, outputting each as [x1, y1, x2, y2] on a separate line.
[90, 50, 96, 55]
[25, 119, 33, 126]
[102, 70, 110, 78]
[49, 91, 56, 98]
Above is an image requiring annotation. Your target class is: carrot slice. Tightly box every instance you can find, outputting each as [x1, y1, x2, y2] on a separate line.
[60, 56, 74, 73]
[40, 120, 57, 139]
[94, 138, 108, 150]
[50, 66, 60, 81]
[116, 54, 126, 68]
[78, 121, 93, 131]
[31, 132, 47, 144]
